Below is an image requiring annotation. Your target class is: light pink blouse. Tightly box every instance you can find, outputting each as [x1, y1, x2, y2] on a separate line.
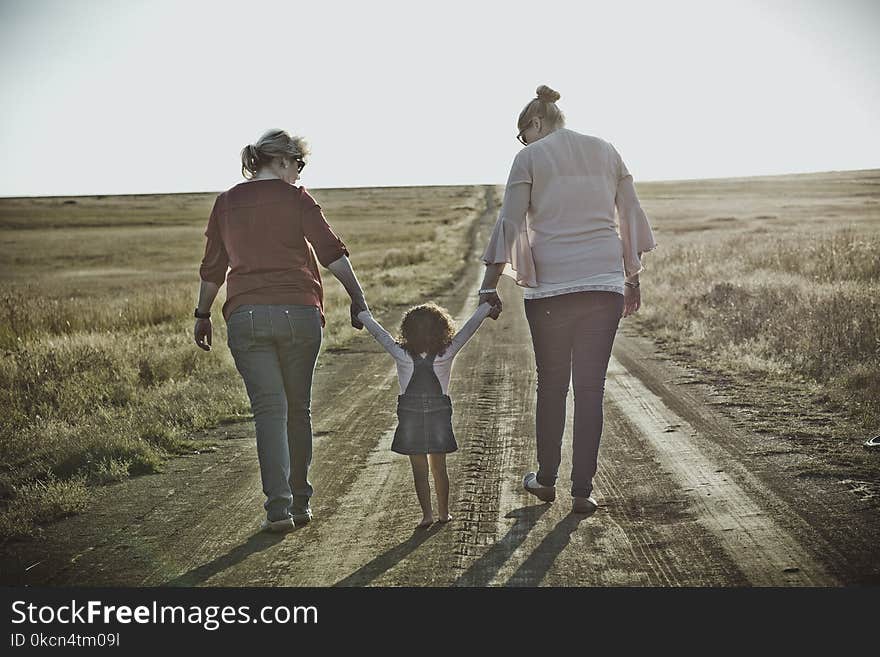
[482, 128, 657, 297]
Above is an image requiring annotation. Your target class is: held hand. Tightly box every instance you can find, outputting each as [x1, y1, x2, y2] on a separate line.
[350, 296, 369, 330]
[479, 291, 503, 320]
[194, 318, 213, 351]
[622, 286, 641, 318]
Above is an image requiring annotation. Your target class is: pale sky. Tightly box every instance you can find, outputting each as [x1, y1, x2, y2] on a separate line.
[1, 0, 878, 197]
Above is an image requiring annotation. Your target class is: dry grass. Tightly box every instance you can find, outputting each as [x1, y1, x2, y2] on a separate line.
[633, 169, 880, 473]
[0, 184, 485, 539]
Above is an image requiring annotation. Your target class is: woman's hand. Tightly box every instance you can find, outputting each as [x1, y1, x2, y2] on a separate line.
[350, 296, 369, 330]
[194, 318, 213, 351]
[622, 286, 641, 318]
[479, 291, 503, 320]
[327, 257, 369, 329]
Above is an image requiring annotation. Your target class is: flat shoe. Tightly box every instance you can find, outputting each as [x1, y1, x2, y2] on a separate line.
[571, 496, 598, 514]
[260, 517, 295, 533]
[523, 472, 556, 502]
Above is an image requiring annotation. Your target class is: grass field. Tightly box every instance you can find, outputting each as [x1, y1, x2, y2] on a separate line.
[0, 184, 486, 540]
[632, 169, 880, 480]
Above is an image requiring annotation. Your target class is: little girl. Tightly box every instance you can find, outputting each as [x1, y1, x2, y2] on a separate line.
[357, 300, 498, 528]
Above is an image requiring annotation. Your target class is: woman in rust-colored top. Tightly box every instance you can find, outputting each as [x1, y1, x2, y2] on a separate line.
[194, 128, 369, 532]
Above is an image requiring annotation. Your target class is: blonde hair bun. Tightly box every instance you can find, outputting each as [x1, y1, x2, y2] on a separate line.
[536, 85, 561, 103]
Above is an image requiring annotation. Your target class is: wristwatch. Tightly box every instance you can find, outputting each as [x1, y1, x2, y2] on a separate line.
[194, 308, 211, 319]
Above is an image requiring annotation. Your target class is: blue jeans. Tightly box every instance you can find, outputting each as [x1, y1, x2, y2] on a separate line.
[226, 304, 322, 521]
[524, 291, 624, 499]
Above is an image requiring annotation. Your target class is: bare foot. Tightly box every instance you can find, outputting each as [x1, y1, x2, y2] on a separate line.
[436, 513, 453, 523]
[417, 515, 434, 529]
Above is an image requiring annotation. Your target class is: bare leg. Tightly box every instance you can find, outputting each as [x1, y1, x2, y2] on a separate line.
[428, 453, 452, 522]
[409, 454, 434, 527]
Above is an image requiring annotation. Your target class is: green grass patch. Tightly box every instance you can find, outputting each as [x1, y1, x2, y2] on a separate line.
[0, 475, 89, 541]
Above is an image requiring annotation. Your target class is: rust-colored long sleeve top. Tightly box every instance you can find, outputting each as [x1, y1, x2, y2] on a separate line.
[199, 179, 349, 324]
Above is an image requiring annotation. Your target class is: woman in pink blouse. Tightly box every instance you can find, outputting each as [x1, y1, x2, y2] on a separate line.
[479, 85, 657, 514]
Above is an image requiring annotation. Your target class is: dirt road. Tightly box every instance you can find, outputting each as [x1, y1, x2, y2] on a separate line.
[3, 189, 877, 586]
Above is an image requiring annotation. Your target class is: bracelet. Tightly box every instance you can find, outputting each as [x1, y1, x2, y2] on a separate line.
[478, 288, 497, 295]
[624, 281, 640, 289]
[194, 308, 211, 319]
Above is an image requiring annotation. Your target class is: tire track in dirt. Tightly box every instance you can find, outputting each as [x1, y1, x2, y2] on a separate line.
[348, 189, 539, 586]
[165, 364, 407, 587]
[372, 264, 739, 586]
[603, 355, 837, 585]
[384, 274, 843, 586]
[420, 284, 744, 587]
[140, 356, 408, 587]
[611, 328, 879, 584]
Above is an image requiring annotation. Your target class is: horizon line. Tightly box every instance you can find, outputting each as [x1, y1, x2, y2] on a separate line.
[1, 167, 878, 201]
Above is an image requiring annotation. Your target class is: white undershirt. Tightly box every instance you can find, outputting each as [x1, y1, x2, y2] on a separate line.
[522, 272, 624, 299]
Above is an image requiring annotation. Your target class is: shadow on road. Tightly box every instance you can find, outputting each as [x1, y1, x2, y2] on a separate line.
[503, 511, 593, 586]
[334, 524, 443, 587]
[162, 530, 289, 587]
[453, 504, 551, 587]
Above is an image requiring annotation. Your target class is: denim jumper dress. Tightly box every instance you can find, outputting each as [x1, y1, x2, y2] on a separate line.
[391, 353, 458, 455]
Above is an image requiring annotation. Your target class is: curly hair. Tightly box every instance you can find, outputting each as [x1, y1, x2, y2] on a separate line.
[398, 302, 456, 358]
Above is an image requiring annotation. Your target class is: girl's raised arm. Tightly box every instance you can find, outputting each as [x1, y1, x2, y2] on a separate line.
[357, 310, 409, 361]
[440, 302, 493, 361]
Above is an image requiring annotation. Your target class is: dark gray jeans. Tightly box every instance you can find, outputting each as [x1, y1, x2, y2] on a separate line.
[226, 304, 322, 522]
[524, 291, 624, 499]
